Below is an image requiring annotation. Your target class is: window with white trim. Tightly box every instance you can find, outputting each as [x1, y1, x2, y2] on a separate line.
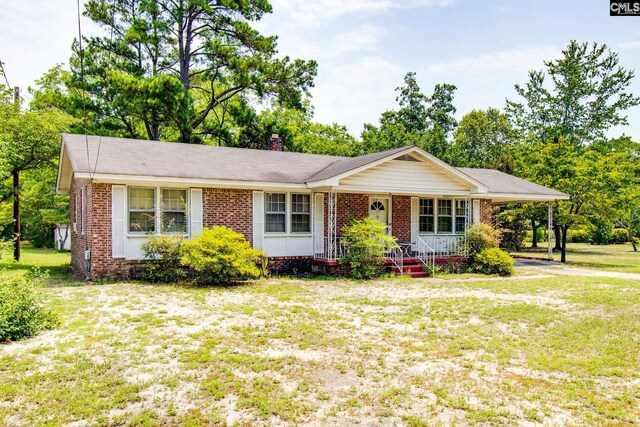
[291, 194, 311, 233]
[129, 187, 156, 233]
[81, 188, 86, 235]
[161, 189, 187, 233]
[438, 200, 453, 233]
[419, 199, 434, 233]
[265, 193, 286, 233]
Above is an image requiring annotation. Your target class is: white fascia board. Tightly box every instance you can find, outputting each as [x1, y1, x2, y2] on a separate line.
[327, 185, 472, 197]
[475, 193, 571, 202]
[55, 140, 67, 194]
[75, 173, 309, 191]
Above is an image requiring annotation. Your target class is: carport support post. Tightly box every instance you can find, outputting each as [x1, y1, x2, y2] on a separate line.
[547, 202, 553, 261]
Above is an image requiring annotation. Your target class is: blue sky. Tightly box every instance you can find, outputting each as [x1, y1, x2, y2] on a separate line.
[2, 0, 639, 138]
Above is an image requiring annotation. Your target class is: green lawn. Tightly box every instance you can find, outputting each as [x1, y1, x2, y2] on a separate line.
[0, 248, 72, 282]
[1, 249, 639, 425]
[511, 242, 640, 273]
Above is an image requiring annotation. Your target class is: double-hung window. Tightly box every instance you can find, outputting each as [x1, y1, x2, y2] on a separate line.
[161, 189, 187, 233]
[291, 194, 311, 233]
[265, 193, 286, 233]
[437, 200, 453, 233]
[419, 199, 435, 233]
[129, 187, 156, 233]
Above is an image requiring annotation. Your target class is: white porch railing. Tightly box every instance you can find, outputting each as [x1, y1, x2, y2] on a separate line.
[314, 236, 347, 262]
[387, 245, 403, 275]
[418, 235, 468, 257]
[415, 236, 436, 276]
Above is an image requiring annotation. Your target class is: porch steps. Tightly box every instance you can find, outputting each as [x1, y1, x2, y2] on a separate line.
[386, 258, 431, 278]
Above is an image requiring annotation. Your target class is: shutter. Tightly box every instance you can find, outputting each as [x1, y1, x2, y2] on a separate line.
[111, 185, 126, 258]
[314, 193, 324, 256]
[411, 197, 419, 250]
[252, 191, 264, 250]
[190, 188, 203, 237]
[472, 200, 481, 225]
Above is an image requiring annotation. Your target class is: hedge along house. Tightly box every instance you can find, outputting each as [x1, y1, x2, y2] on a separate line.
[56, 133, 569, 278]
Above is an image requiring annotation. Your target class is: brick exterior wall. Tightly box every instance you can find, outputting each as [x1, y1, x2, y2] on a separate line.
[202, 188, 253, 244]
[480, 199, 494, 225]
[391, 195, 411, 243]
[324, 193, 369, 236]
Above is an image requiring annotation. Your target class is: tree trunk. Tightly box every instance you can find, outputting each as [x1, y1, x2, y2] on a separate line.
[13, 170, 20, 262]
[631, 232, 638, 252]
[554, 224, 562, 251]
[531, 219, 538, 248]
[560, 225, 569, 263]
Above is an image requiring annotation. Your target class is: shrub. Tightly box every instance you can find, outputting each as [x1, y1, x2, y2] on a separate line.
[472, 248, 514, 276]
[611, 228, 629, 244]
[590, 218, 613, 245]
[567, 225, 593, 243]
[0, 275, 59, 342]
[496, 208, 528, 251]
[181, 226, 264, 284]
[140, 235, 186, 283]
[465, 223, 500, 257]
[341, 218, 397, 279]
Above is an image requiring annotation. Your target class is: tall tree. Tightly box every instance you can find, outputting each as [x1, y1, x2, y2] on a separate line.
[507, 40, 639, 261]
[506, 40, 639, 147]
[361, 72, 457, 157]
[71, 0, 317, 143]
[450, 108, 517, 168]
[0, 99, 72, 260]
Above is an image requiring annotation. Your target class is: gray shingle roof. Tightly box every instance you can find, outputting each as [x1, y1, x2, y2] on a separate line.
[458, 168, 567, 197]
[62, 134, 567, 198]
[62, 133, 341, 184]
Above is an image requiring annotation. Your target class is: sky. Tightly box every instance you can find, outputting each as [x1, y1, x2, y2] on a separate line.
[1, 0, 640, 139]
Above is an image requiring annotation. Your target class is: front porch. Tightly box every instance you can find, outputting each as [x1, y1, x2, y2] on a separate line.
[311, 191, 474, 276]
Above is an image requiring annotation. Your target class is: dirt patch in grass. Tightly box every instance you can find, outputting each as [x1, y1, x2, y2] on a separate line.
[2, 276, 640, 426]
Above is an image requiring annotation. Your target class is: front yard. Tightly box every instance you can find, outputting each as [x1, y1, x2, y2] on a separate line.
[1, 248, 640, 426]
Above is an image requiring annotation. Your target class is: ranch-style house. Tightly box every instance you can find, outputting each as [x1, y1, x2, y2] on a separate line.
[56, 133, 568, 278]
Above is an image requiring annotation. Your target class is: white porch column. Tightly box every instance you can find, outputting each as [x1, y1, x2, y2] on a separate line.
[547, 201, 553, 261]
[327, 191, 337, 261]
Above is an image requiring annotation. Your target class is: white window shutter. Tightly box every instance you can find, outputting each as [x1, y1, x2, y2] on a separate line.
[411, 197, 419, 250]
[112, 185, 126, 258]
[473, 200, 481, 225]
[190, 188, 203, 237]
[252, 191, 264, 250]
[314, 193, 324, 255]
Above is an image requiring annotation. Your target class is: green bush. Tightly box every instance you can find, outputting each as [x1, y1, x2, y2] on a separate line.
[567, 225, 593, 243]
[590, 218, 613, 245]
[465, 223, 500, 257]
[141, 235, 186, 283]
[0, 275, 59, 342]
[611, 228, 629, 244]
[472, 248, 515, 276]
[181, 226, 264, 284]
[341, 218, 397, 279]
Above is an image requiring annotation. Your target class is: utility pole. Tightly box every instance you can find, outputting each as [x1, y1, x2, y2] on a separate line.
[13, 86, 21, 262]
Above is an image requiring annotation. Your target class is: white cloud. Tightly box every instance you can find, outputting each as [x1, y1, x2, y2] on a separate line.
[617, 39, 640, 51]
[270, 0, 456, 26]
[424, 45, 561, 76]
[311, 56, 405, 132]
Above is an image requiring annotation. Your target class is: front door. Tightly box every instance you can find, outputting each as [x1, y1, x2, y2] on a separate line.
[369, 197, 390, 232]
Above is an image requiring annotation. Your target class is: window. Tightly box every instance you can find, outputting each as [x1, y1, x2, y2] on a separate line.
[455, 200, 467, 234]
[419, 199, 434, 233]
[437, 199, 453, 233]
[291, 194, 311, 233]
[81, 188, 86, 235]
[161, 189, 187, 233]
[265, 193, 286, 233]
[129, 187, 156, 233]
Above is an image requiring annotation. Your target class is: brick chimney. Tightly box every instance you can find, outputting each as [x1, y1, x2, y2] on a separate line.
[268, 133, 283, 151]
